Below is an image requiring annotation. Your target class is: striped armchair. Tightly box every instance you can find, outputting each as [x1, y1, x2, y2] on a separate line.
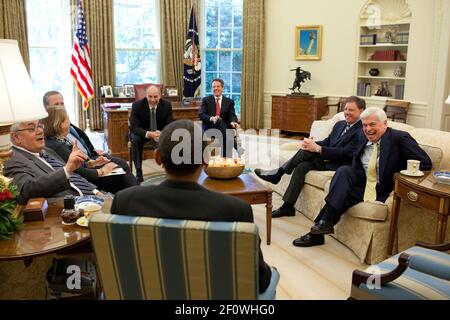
[89, 214, 279, 300]
[350, 242, 450, 300]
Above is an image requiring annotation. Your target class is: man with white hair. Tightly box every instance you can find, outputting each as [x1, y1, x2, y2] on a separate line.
[293, 107, 432, 247]
[4, 120, 99, 204]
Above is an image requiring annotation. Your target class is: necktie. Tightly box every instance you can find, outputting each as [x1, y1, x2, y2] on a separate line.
[215, 98, 221, 116]
[363, 142, 379, 201]
[69, 126, 92, 157]
[341, 123, 351, 137]
[40, 152, 96, 196]
[149, 108, 157, 132]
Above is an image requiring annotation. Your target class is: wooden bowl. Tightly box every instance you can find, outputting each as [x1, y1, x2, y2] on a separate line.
[204, 164, 245, 179]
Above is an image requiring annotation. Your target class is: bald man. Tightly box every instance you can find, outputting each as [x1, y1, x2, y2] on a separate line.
[129, 85, 173, 182]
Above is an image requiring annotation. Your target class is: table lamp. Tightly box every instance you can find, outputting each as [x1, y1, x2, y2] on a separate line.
[0, 39, 48, 176]
[446, 94, 450, 104]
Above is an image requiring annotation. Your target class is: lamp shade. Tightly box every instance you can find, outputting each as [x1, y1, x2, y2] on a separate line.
[0, 39, 47, 125]
[446, 94, 450, 104]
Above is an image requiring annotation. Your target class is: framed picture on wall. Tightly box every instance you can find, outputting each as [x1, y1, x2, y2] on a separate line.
[295, 25, 323, 60]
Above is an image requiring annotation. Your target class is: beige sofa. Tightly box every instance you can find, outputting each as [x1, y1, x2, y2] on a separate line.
[267, 113, 450, 264]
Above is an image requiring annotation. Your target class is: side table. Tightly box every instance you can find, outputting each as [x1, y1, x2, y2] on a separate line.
[387, 172, 450, 255]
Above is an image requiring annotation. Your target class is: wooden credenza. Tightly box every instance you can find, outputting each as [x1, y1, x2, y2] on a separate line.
[271, 95, 328, 133]
[102, 102, 200, 159]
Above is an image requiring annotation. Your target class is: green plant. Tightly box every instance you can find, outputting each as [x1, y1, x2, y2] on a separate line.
[0, 176, 23, 240]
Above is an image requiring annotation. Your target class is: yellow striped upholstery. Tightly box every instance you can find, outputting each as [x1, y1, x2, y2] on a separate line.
[89, 214, 259, 300]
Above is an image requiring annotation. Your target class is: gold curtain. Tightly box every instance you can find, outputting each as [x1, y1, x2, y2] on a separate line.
[240, 0, 265, 129]
[160, 0, 199, 95]
[75, 0, 115, 130]
[0, 0, 29, 70]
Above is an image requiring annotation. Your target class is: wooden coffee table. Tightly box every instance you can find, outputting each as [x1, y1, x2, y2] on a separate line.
[198, 170, 273, 245]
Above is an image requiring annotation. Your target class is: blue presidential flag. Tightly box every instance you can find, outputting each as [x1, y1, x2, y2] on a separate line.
[183, 6, 201, 98]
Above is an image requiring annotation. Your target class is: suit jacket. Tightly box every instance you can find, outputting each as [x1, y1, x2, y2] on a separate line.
[129, 98, 173, 138]
[3, 146, 93, 204]
[199, 95, 238, 130]
[70, 124, 96, 157]
[316, 120, 363, 170]
[111, 179, 272, 293]
[353, 128, 432, 202]
[45, 136, 100, 181]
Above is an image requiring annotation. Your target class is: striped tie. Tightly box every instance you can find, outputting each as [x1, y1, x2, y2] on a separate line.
[40, 152, 96, 196]
[341, 123, 351, 137]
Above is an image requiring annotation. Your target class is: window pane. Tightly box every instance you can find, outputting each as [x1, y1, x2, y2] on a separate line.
[232, 94, 241, 115]
[233, 28, 242, 49]
[205, 72, 218, 93]
[219, 29, 232, 48]
[220, 6, 233, 28]
[233, 5, 243, 27]
[232, 52, 242, 72]
[205, 51, 217, 71]
[114, 0, 159, 84]
[206, 28, 218, 48]
[203, 0, 243, 117]
[206, 6, 218, 28]
[115, 50, 158, 85]
[232, 73, 241, 93]
[218, 52, 231, 72]
[218, 73, 231, 93]
[26, 0, 75, 121]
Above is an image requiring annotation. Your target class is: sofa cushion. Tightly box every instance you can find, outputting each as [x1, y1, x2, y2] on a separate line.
[418, 143, 443, 171]
[346, 201, 388, 221]
[305, 170, 335, 190]
[411, 129, 450, 170]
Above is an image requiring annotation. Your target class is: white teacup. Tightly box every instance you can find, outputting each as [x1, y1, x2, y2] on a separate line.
[407, 159, 420, 175]
[83, 203, 102, 219]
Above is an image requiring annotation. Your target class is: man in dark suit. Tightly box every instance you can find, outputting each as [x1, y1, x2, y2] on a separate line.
[129, 85, 173, 182]
[293, 107, 432, 247]
[111, 119, 276, 294]
[43, 91, 136, 185]
[255, 96, 366, 218]
[4, 120, 98, 204]
[199, 78, 243, 158]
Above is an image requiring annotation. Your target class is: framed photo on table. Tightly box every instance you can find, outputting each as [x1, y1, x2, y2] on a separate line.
[165, 86, 178, 97]
[124, 84, 135, 97]
[295, 25, 323, 60]
[101, 85, 114, 98]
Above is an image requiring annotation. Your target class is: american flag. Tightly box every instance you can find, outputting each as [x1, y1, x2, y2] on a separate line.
[70, 0, 94, 110]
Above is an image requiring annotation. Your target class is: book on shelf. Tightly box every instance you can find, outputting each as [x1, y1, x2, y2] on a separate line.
[395, 84, 405, 100]
[360, 34, 377, 45]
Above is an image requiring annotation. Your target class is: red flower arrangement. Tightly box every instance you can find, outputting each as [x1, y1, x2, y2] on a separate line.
[0, 177, 23, 240]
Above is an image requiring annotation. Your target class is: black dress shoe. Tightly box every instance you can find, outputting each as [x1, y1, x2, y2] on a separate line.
[272, 203, 295, 218]
[310, 220, 334, 235]
[136, 173, 144, 183]
[254, 168, 284, 185]
[292, 233, 325, 247]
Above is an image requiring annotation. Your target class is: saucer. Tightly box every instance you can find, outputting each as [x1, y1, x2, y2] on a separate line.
[76, 216, 88, 228]
[400, 170, 424, 177]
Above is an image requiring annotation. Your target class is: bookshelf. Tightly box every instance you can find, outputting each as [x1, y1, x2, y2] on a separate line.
[356, 0, 411, 100]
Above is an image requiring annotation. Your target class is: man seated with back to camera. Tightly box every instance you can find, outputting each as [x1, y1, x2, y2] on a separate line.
[4, 120, 99, 204]
[293, 107, 432, 247]
[111, 119, 277, 293]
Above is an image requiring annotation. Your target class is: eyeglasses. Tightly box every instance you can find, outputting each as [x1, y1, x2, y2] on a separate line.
[14, 123, 45, 133]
